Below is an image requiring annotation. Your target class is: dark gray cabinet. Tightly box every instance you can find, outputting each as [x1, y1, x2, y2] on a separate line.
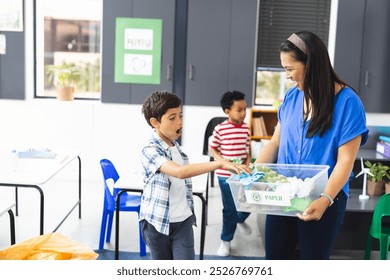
[334, 0, 390, 113]
[185, 0, 257, 106]
[101, 0, 175, 104]
[358, 0, 390, 113]
[0, 31, 25, 100]
[101, 0, 258, 106]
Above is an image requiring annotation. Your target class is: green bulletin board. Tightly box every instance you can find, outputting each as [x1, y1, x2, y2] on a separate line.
[115, 17, 162, 84]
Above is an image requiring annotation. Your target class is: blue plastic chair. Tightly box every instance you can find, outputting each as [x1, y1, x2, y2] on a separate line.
[364, 193, 390, 260]
[99, 159, 146, 256]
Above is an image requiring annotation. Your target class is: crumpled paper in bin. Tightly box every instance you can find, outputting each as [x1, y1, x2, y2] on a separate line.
[0, 232, 99, 260]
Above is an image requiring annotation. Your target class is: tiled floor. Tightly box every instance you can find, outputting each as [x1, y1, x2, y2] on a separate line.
[0, 175, 378, 260]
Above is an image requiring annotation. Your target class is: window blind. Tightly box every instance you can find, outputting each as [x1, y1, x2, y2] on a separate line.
[257, 0, 331, 68]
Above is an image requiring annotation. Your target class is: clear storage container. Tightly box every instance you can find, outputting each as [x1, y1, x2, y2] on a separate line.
[227, 164, 330, 216]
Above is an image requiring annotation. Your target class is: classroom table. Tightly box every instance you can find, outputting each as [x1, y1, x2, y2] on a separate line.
[0, 150, 82, 235]
[334, 149, 390, 251]
[333, 185, 382, 251]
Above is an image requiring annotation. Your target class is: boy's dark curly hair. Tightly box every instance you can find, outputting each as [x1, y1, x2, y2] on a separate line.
[220, 90, 246, 111]
[142, 91, 182, 127]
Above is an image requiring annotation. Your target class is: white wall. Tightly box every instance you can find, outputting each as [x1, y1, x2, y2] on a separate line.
[0, 99, 225, 181]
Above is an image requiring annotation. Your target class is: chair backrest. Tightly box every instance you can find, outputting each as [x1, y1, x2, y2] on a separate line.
[100, 159, 121, 209]
[202, 117, 228, 156]
[370, 193, 390, 238]
[100, 159, 120, 183]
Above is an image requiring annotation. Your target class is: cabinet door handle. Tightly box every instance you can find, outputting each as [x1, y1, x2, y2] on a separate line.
[364, 71, 369, 86]
[166, 64, 172, 80]
[188, 64, 193, 80]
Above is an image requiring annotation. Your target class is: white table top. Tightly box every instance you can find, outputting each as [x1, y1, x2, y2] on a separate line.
[0, 150, 80, 186]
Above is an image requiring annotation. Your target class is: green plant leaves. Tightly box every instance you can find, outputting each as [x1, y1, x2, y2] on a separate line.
[364, 160, 390, 182]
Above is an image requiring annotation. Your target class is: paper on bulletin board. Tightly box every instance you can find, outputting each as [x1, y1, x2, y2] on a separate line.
[0, 0, 24, 32]
[114, 17, 162, 85]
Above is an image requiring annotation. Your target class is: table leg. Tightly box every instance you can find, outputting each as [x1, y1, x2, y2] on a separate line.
[115, 188, 143, 260]
[77, 156, 82, 219]
[2, 184, 44, 235]
[15, 187, 18, 216]
[34, 186, 45, 235]
[8, 208, 16, 245]
[193, 192, 206, 260]
[2, 154, 82, 236]
[115, 189, 134, 260]
[53, 156, 82, 232]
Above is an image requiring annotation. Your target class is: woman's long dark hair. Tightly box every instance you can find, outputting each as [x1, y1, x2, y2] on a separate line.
[280, 31, 350, 137]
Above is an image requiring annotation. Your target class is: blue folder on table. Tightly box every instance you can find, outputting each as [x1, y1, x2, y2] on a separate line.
[17, 149, 57, 159]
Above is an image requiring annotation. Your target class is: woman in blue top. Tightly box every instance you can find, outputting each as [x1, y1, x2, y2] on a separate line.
[255, 31, 369, 259]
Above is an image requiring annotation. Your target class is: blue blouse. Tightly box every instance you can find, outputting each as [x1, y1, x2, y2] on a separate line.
[277, 86, 369, 197]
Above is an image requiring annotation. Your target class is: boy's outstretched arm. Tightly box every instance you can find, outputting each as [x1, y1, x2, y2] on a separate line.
[160, 159, 251, 180]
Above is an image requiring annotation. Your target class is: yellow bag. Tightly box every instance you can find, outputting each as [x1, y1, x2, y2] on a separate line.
[0, 232, 98, 260]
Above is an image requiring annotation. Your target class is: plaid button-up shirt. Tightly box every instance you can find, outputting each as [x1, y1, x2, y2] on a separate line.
[139, 130, 194, 235]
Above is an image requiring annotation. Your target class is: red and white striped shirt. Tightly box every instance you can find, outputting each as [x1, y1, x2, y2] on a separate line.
[209, 120, 250, 177]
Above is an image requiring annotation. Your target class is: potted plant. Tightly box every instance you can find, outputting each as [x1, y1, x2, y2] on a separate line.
[45, 62, 81, 101]
[385, 168, 390, 194]
[364, 160, 390, 196]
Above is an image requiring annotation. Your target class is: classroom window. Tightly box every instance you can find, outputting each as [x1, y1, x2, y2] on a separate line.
[255, 0, 331, 106]
[34, 0, 102, 100]
[255, 68, 295, 106]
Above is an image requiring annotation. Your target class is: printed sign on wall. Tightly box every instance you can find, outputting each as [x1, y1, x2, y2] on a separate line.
[115, 17, 162, 84]
[0, 0, 24, 32]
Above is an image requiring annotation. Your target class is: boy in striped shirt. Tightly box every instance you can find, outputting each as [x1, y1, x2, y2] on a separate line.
[209, 90, 252, 257]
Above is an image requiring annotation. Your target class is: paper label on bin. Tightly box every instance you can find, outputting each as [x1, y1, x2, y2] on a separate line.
[245, 190, 291, 206]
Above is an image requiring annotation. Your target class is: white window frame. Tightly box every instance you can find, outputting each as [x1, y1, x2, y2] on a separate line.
[34, 0, 102, 100]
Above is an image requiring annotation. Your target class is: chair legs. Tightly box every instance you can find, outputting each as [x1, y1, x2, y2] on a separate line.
[380, 234, 389, 260]
[99, 210, 146, 256]
[364, 234, 373, 260]
[364, 233, 390, 260]
[106, 212, 114, 242]
[99, 211, 114, 249]
[99, 211, 109, 249]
